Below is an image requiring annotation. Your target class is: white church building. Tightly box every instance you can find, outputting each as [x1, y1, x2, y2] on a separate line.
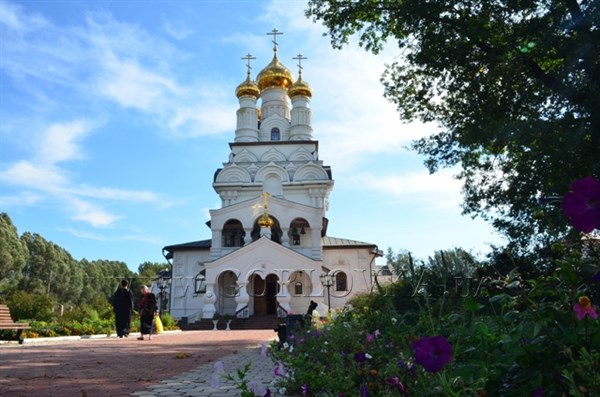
[162, 30, 382, 323]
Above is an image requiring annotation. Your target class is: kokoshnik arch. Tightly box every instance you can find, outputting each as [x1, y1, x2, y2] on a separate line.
[162, 29, 382, 322]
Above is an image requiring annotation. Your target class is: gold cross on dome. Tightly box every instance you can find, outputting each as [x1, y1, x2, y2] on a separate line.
[241, 53, 256, 77]
[267, 28, 283, 52]
[292, 53, 307, 76]
[261, 192, 271, 208]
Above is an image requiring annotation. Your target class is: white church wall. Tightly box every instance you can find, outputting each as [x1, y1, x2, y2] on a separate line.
[169, 249, 210, 321]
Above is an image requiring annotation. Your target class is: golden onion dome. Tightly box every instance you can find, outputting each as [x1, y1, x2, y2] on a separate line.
[258, 212, 274, 228]
[257, 54, 295, 91]
[235, 75, 260, 98]
[288, 76, 312, 98]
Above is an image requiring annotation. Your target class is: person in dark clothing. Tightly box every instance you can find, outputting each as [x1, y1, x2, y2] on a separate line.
[306, 300, 318, 318]
[112, 279, 133, 338]
[138, 285, 157, 341]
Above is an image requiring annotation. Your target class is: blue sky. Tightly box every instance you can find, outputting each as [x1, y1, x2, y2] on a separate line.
[0, 0, 504, 271]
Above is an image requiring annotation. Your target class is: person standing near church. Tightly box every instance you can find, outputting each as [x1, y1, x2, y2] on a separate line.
[112, 279, 133, 338]
[138, 285, 157, 340]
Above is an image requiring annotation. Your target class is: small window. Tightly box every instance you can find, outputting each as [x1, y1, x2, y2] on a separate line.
[195, 270, 206, 294]
[294, 282, 303, 295]
[271, 127, 280, 140]
[335, 272, 347, 292]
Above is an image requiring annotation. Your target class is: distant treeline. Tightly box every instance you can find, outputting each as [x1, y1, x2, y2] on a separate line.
[0, 212, 167, 310]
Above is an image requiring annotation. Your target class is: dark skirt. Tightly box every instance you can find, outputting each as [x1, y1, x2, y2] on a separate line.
[140, 313, 154, 335]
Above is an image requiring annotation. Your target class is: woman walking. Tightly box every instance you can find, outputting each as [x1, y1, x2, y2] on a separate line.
[138, 285, 157, 340]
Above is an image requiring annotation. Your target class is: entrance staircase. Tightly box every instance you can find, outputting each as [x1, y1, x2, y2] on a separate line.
[179, 314, 282, 331]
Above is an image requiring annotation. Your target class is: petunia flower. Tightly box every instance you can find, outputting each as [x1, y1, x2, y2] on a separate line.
[562, 176, 600, 233]
[301, 384, 309, 395]
[260, 342, 268, 357]
[412, 335, 453, 372]
[360, 384, 369, 397]
[274, 362, 287, 377]
[573, 296, 598, 320]
[592, 271, 600, 283]
[533, 386, 543, 397]
[386, 376, 406, 394]
[210, 361, 224, 388]
[354, 352, 367, 363]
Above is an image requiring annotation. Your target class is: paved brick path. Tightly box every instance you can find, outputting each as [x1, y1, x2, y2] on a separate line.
[0, 330, 277, 397]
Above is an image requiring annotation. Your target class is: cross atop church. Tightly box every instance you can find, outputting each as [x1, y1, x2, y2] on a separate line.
[267, 28, 283, 52]
[261, 192, 271, 209]
[292, 53, 307, 77]
[241, 53, 256, 77]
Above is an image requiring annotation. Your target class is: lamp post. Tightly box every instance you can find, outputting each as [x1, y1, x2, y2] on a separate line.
[320, 273, 334, 313]
[156, 269, 171, 316]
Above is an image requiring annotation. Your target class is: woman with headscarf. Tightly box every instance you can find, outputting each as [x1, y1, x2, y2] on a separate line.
[138, 285, 157, 340]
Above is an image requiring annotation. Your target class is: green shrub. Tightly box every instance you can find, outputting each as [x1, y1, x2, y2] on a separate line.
[6, 291, 54, 321]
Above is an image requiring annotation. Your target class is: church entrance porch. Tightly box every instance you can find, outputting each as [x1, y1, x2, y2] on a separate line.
[251, 273, 280, 316]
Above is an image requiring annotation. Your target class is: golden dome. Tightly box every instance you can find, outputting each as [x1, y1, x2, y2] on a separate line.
[235, 75, 260, 98]
[288, 76, 312, 98]
[258, 212, 274, 228]
[257, 54, 294, 91]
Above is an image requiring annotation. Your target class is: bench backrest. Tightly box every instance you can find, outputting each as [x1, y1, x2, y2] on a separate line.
[0, 304, 17, 324]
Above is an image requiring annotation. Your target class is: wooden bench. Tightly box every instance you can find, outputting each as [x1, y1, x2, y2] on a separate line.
[0, 304, 30, 344]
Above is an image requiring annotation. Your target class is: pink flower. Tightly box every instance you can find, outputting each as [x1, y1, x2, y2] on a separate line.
[573, 296, 598, 320]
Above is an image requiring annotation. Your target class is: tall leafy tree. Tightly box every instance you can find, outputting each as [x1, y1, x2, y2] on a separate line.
[0, 213, 28, 294]
[306, 1, 600, 252]
[19, 232, 83, 305]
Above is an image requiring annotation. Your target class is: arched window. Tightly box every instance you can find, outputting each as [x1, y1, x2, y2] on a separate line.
[195, 270, 206, 294]
[294, 282, 303, 295]
[271, 127, 280, 141]
[335, 272, 347, 292]
[222, 219, 245, 247]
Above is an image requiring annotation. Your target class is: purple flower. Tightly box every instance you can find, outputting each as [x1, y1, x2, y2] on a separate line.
[354, 352, 367, 363]
[386, 376, 406, 393]
[592, 271, 600, 282]
[274, 362, 287, 377]
[210, 361, 224, 388]
[562, 176, 600, 233]
[263, 388, 271, 397]
[411, 336, 453, 372]
[533, 386, 543, 397]
[360, 384, 368, 397]
[367, 333, 375, 343]
[301, 384, 309, 395]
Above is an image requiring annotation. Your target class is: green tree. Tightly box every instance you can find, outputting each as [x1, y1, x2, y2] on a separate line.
[0, 213, 28, 295]
[306, 1, 600, 252]
[19, 232, 83, 306]
[79, 259, 134, 304]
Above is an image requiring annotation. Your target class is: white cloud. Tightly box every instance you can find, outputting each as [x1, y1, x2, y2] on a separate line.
[98, 55, 182, 110]
[70, 198, 121, 228]
[162, 16, 193, 40]
[0, 0, 49, 34]
[36, 120, 91, 164]
[348, 169, 464, 211]
[2, 160, 70, 191]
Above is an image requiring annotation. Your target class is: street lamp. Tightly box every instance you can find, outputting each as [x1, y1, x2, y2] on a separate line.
[320, 273, 334, 313]
[156, 269, 172, 316]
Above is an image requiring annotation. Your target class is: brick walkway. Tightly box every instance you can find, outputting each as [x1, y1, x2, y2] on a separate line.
[0, 330, 277, 397]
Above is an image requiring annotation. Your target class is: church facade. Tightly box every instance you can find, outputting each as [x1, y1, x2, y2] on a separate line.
[162, 31, 381, 322]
